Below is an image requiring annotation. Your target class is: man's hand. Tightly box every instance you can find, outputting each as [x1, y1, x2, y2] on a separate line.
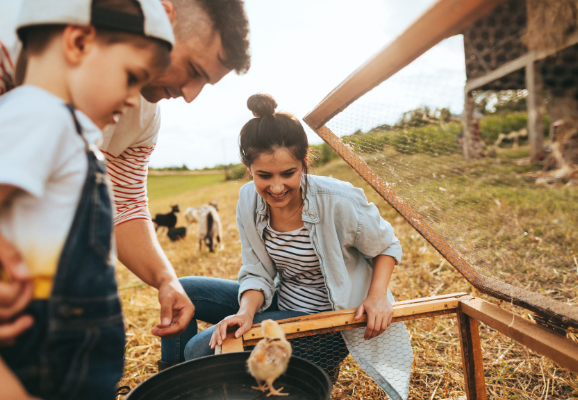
[150, 278, 194, 338]
[0, 232, 34, 347]
[116, 219, 195, 338]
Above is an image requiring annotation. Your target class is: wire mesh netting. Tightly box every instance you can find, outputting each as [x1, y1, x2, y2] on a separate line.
[247, 331, 350, 383]
[246, 323, 413, 399]
[317, 0, 578, 328]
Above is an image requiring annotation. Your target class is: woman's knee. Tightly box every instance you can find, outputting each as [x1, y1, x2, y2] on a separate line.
[183, 327, 215, 361]
[178, 276, 239, 301]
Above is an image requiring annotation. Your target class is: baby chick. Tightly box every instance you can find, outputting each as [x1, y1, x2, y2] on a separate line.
[247, 319, 292, 397]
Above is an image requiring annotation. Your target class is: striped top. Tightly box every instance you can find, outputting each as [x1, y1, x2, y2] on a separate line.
[264, 222, 333, 313]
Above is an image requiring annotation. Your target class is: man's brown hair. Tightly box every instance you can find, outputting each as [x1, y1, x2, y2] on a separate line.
[172, 0, 251, 74]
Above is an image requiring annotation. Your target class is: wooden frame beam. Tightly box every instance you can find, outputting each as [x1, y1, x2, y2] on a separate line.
[460, 297, 578, 374]
[217, 295, 578, 397]
[464, 53, 533, 93]
[243, 294, 464, 346]
[457, 305, 487, 400]
[465, 31, 578, 92]
[214, 294, 466, 352]
[303, 0, 507, 129]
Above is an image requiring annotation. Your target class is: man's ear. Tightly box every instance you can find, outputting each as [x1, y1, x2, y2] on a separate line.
[62, 25, 96, 66]
[161, 1, 177, 28]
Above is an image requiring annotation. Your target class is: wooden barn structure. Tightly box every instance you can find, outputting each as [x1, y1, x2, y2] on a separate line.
[462, 0, 578, 161]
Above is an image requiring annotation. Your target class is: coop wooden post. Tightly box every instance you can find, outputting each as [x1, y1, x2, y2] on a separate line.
[457, 305, 487, 400]
[462, 90, 479, 160]
[526, 60, 544, 162]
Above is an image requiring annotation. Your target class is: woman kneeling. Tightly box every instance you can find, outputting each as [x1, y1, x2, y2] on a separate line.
[160, 94, 413, 399]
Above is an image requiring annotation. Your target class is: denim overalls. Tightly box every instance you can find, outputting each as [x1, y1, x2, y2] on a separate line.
[1, 105, 125, 400]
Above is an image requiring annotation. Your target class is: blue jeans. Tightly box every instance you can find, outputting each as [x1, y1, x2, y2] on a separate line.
[161, 277, 308, 362]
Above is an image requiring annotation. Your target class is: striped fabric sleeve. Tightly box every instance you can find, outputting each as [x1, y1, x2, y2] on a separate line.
[0, 40, 15, 96]
[102, 146, 154, 226]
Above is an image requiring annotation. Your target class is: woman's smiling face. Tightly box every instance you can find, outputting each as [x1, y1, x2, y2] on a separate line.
[249, 147, 304, 210]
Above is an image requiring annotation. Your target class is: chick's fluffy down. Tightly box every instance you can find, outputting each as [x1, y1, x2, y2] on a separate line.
[247, 339, 292, 382]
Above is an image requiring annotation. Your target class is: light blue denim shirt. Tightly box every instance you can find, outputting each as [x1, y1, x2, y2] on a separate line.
[237, 174, 402, 311]
[236, 175, 413, 400]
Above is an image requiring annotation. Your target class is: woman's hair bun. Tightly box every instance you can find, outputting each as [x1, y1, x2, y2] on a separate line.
[247, 94, 277, 118]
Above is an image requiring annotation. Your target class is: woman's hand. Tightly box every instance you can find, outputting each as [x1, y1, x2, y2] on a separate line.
[209, 311, 255, 349]
[354, 293, 393, 340]
[355, 254, 396, 340]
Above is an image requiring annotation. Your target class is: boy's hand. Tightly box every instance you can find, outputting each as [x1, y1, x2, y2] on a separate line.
[354, 293, 393, 340]
[0, 357, 41, 399]
[0, 233, 34, 346]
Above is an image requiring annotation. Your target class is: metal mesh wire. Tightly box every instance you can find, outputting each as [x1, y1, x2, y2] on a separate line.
[246, 332, 350, 383]
[316, 0, 578, 327]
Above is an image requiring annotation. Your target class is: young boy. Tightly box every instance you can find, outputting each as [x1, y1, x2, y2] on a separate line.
[0, 0, 174, 399]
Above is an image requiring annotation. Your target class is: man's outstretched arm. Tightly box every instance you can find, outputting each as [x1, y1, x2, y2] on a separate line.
[115, 219, 194, 338]
[103, 144, 194, 338]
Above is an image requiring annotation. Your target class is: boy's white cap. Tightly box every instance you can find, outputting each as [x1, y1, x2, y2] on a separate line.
[16, 0, 175, 49]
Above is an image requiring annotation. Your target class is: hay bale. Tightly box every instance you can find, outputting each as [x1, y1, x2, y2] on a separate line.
[523, 0, 578, 51]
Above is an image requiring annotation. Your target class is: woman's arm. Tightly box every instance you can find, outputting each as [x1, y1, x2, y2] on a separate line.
[354, 254, 396, 340]
[209, 289, 264, 348]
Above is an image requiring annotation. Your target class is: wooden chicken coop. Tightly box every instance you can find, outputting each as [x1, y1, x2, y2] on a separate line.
[220, 1, 578, 399]
[462, 0, 578, 161]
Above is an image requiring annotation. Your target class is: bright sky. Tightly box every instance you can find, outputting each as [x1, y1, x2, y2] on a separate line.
[0, 0, 467, 169]
[152, 0, 467, 169]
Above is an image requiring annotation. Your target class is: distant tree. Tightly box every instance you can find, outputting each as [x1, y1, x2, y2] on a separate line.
[395, 106, 451, 128]
[368, 123, 393, 134]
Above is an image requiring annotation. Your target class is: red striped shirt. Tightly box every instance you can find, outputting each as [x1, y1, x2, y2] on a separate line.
[102, 146, 155, 226]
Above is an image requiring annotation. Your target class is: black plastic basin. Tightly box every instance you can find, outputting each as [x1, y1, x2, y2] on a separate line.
[125, 352, 332, 400]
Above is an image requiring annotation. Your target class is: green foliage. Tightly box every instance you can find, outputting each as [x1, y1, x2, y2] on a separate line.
[474, 90, 528, 115]
[149, 163, 190, 171]
[342, 122, 462, 155]
[395, 106, 452, 128]
[480, 112, 550, 144]
[310, 143, 339, 166]
[224, 163, 249, 181]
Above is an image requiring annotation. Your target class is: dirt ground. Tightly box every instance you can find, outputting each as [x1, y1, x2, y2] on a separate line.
[116, 157, 578, 400]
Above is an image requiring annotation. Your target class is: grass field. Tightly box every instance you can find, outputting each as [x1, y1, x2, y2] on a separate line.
[117, 149, 578, 399]
[147, 172, 225, 202]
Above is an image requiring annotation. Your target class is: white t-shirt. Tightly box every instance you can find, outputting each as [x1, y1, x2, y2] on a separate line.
[102, 97, 160, 157]
[1, 10, 161, 226]
[0, 85, 103, 298]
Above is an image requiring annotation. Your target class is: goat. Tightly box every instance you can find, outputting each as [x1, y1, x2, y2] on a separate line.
[183, 201, 219, 227]
[197, 205, 224, 252]
[153, 205, 179, 231]
[167, 227, 187, 242]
